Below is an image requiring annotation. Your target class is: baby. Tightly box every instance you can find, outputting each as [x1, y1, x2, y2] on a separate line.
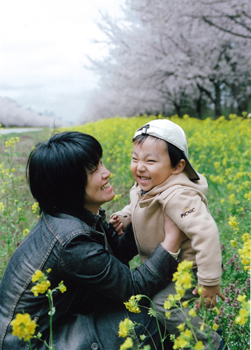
[110, 119, 226, 350]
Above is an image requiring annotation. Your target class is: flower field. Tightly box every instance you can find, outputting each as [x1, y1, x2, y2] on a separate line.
[64, 114, 251, 349]
[0, 115, 250, 349]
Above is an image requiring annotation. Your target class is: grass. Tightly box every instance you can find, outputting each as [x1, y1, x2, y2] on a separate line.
[0, 129, 51, 280]
[0, 115, 250, 349]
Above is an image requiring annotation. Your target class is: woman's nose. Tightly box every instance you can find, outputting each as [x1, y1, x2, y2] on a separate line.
[102, 165, 111, 178]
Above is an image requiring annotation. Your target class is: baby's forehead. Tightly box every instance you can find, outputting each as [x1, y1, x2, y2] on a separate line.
[133, 134, 167, 147]
[132, 135, 168, 154]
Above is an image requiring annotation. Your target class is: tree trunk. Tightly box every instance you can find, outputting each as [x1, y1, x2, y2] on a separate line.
[196, 93, 202, 119]
[237, 98, 249, 115]
[174, 104, 181, 116]
[214, 82, 222, 118]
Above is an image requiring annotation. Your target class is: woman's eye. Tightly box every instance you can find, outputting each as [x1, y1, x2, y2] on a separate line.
[90, 167, 98, 174]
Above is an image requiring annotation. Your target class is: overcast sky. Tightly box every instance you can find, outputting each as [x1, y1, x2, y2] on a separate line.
[0, 0, 124, 125]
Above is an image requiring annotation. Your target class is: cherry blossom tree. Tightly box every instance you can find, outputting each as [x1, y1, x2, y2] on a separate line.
[0, 97, 63, 127]
[197, 0, 251, 39]
[82, 0, 251, 121]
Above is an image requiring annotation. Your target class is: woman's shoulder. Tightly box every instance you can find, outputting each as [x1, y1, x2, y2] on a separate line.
[43, 212, 90, 242]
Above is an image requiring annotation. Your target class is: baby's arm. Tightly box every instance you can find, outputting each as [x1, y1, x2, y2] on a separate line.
[109, 215, 124, 236]
[193, 284, 225, 309]
[162, 187, 225, 308]
[162, 208, 187, 254]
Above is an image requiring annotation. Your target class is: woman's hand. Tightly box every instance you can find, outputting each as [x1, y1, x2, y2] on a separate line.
[161, 210, 187, 253]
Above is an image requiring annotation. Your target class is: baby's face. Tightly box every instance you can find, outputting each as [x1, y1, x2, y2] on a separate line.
[130, 137, 175, 192]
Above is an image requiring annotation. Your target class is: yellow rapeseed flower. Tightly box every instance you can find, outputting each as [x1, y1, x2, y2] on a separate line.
[58, 281, 67, 293]
[11, 313, 37, 341]
[174, 294, 182, 301]
[212, 323, 219, 331]
[235, 309, 248, 325]
[165, 311, 171, 319]
[31, 270, 51, 296]
[113, 194, 122, 201]
[199, 322, 205, 331]
[237, 295, 246, 302]
[176, 287, 186, 298]
[177, 260, 194, 271]
[31, 280, 51, 296]
[230, 239, 237, 248]
[31, 202, 40, 214]
[182, 301, 189, 308]
[120, 337, 133, 350]
[228, 216, 239, 230]
[183, 329, 192, 340]
[177, 323, 185, 331]
[118, 318, 134, 338]
[188, 308, 197, 317]
[238, 239, 250, 267]
[167, 294, 175, 301]
[164, 300, 171, 310]
[22, 229, 30, 237]
[235, 300, 250, 325]
[173, 260, 194, 294]
[31, 270, 44, 282]
[242, 233, 250, 242]
[179, 272, 192, 289]
[124, 295, 142, 313]
[173, 336, 188, 349]
[213, 307, 220, 315]
[197, 286, 204, 295]
[0, 202, 4, 211]
[194, 340, 204, 350]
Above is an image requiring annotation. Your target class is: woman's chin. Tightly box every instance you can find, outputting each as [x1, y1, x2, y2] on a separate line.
[102, 186, 115, 202]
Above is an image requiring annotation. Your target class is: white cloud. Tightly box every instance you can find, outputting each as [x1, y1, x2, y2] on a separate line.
[0, 0, 124, 124]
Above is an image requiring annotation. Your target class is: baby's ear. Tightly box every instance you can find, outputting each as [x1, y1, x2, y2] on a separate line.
[173, 159, 186, 175]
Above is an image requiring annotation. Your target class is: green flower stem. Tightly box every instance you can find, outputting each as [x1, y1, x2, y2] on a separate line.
[200, 298, 213, 350]
[140, 295, 165, 350]
[47, 291, 55, 350]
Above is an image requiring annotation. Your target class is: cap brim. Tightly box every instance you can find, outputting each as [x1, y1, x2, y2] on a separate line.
[182, 153, 200, 181]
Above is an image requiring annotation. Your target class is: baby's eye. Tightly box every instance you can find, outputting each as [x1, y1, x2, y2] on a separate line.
[132, 157, 138, 161]
[147, 159, 156, 163]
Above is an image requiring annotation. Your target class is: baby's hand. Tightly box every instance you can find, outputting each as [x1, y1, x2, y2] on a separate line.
[109, 215, 124, 236]
[193, 284, 225, 309]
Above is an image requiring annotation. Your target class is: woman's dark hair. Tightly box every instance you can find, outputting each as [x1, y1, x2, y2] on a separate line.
[133, 134, 184, 168]
[26, 131, 102, 216]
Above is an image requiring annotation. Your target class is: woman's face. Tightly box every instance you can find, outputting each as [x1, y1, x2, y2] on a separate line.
[84, 160, 115, 214]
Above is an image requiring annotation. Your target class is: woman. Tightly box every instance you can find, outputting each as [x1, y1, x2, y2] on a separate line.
[0, 131, 184, 350]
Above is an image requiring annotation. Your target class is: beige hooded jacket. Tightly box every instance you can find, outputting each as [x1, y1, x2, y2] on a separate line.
[112, 172, 222, 286]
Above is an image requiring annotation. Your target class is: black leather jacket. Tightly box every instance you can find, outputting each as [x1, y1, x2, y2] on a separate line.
[0, 208, 177, 350]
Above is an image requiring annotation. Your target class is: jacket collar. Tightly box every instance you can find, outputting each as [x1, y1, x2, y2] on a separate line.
[80, 207, 106, 231]
[49, 207, 106, 232]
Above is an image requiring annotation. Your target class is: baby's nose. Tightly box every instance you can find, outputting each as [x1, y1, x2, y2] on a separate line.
[137, 162, 146, 171]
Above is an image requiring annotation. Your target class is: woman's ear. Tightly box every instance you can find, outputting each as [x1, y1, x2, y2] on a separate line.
[173, 159, 186, 175]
